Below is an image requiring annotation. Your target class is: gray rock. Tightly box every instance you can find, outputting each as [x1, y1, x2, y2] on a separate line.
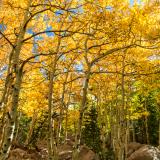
[127, 143, 160, 160]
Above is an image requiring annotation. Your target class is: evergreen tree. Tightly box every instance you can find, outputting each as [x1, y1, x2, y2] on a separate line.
[146, 91, 159, 145]
[82, 106, 101, 153]
[134, 91, 159, 145]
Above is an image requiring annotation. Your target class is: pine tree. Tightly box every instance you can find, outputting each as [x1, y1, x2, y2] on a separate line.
[146, 91, 159, 145]
[82, 106, 101, 153]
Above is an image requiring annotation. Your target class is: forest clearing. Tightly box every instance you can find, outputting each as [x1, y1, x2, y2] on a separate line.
[0, 0, 160, 160]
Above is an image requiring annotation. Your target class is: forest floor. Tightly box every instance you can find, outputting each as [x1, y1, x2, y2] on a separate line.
[8, 140, 160, 160]
[8, 139, 98, 160]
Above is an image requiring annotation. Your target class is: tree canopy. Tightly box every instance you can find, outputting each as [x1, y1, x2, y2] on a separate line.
[0, 0, 159, 160]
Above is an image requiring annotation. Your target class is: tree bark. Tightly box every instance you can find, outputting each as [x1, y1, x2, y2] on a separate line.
[0, 1, 31, 159]
[64, 74, 73, 142]
[0, 53, 14, 148]
[159, 119, 160, 147]
[13, 111, 21, 143]
[144, 100, 149, 144]
[25, 110, 37, 146]
[56, 71, 69, 145]
[48, 36, 61, 160]
[72, 65, 91, 160]
[48, 55, 58, 160]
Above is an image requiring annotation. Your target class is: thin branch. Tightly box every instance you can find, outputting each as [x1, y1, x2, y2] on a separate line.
[91, 70, 160, 76]
[23, 30, 92, 42]
[91, 44, 135, 65]
[136, 41, 160, 49]
[20, 52, 56, 70]
[0, 31, 15, 48]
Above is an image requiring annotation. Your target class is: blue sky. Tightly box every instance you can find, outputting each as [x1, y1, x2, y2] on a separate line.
[130, 0, 134, 6]
[130, 0, 141, 6]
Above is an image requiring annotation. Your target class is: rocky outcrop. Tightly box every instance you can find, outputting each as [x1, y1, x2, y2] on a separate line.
[8, 139, 98, 160]
[127, 142, 160, 160]
[9, 141, 160, 160]
[58, 143, 98, 160]
[8, 148, 41, 160]
[78, 146, 99, 160]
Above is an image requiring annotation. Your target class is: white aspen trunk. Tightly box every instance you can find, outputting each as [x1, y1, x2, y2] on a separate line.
[13, 111, 21, 143]
[57, 72, 69, 145]
[0, 53, 14, 148]
[121, 54, 126, 160]
[48, 60, 57, 160]
[72, 65, 91, 160]
[48, 36, 61, 160]
[0, 49, 13, 110]
[114, 54, 126, 160]
[48, 71, 54, 160]
[64, 75, 72, 142]
[0, 89, 11, 149]
[64, 107, 68, 142]
[113, 81, 120, 160]
[0, 1, 31, 159]
[0, 64, 23, 160]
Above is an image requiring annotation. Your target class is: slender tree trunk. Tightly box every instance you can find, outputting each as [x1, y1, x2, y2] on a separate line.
[48, 35, 61, 159]
[0, 89, 11, 149]
[125, 120, 129, 159]
[109, 102, 115, 151]
[131, 121, 136, 142]
[127, 80, 133, 144]
[0, 68, 23, 160]
[0, 59, 14, 148]
[13, 111, 21, 143]
[64, 99, 71, 143]
[48, 56, 57, 160]
[25, 111, 37, 146]
[72, 65, 91, 160]
[159, 119, 160, 147]
[145, 117, 149, 144]
[64, 75, 72, 142]
[64, 106, 69, 142]
[113, 74, 120, 160]
[47, 27, 63, 158]
[144, 100, 149, 144]
[121, 54, 127, 160]
[0, 1, 31, 159]
[114, 54, 127, 160]
[48, 70, 54, 160]
[0, 49, 13, 110]
[57, 72, 69, 145]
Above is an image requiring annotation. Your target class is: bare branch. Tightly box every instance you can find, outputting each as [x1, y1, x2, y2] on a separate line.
[0, 31, 14, 48]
